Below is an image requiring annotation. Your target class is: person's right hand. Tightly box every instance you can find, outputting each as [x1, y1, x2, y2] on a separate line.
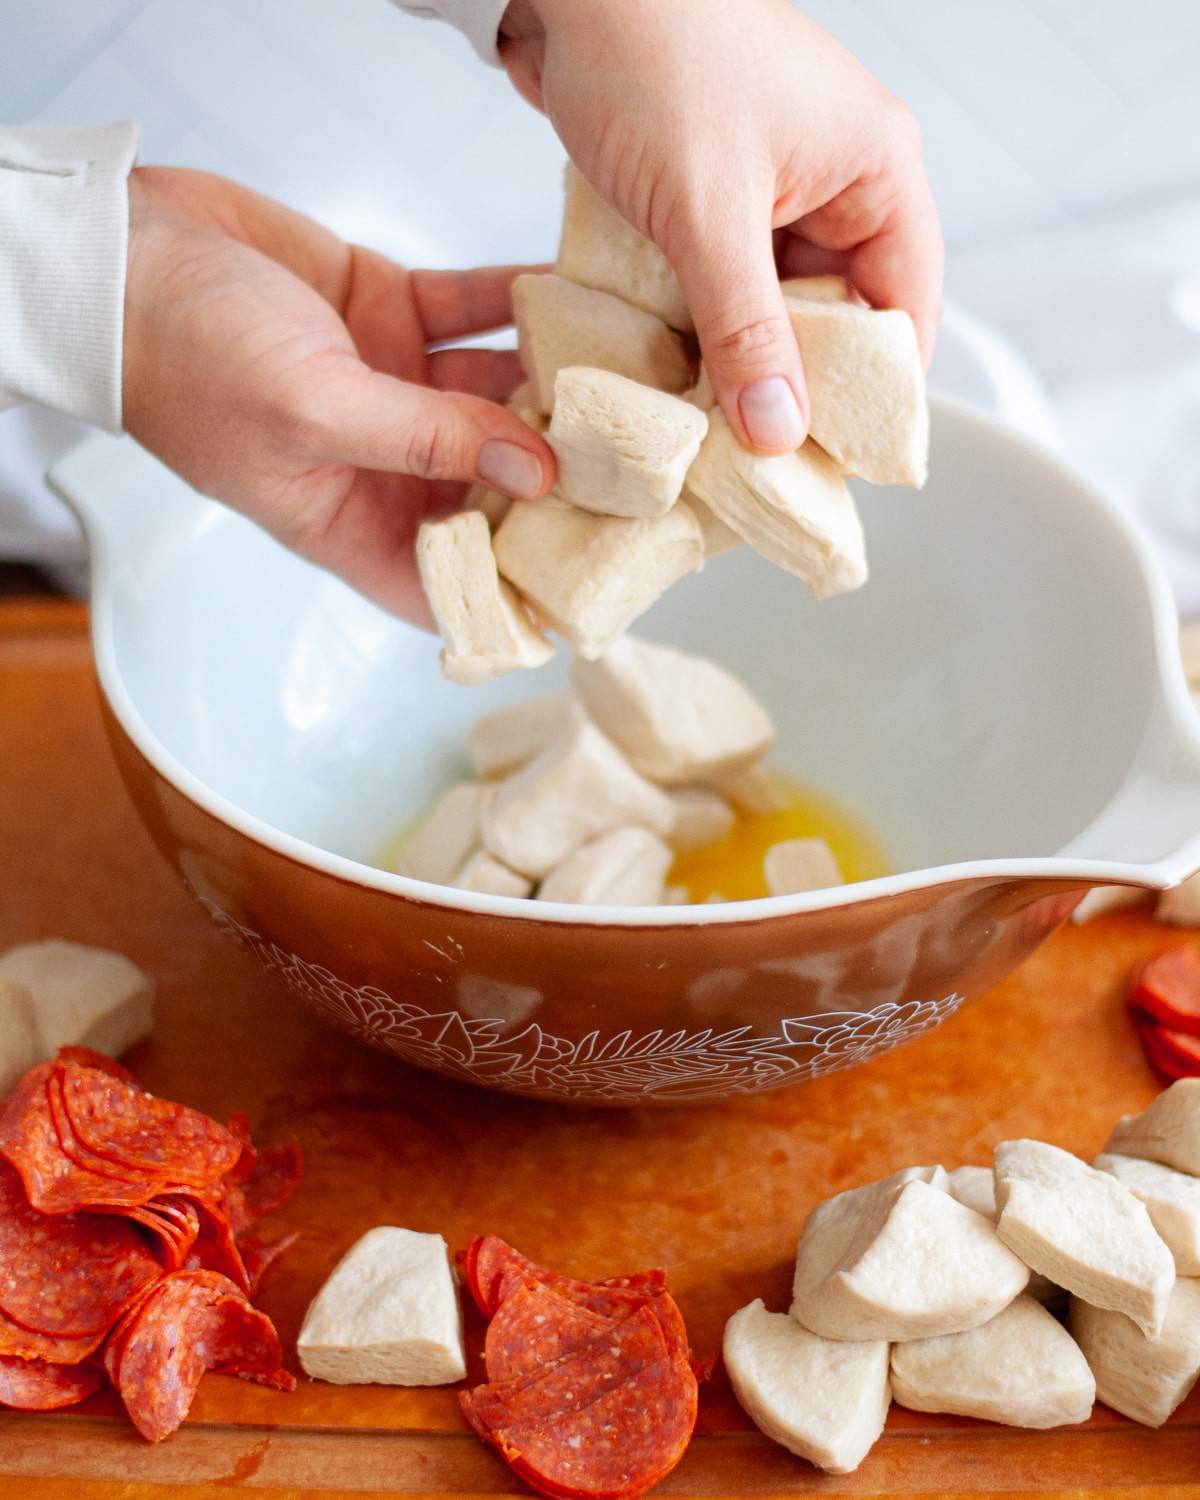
[499, 0, 943, 455]
[122, 167, 554, 627]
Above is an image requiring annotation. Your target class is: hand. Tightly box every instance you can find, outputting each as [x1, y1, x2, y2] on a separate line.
[122, 167, 554, 626]
[499, 0, 943, 454]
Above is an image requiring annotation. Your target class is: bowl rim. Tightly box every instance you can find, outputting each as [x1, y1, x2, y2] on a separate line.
[62, 395, 1200, 927]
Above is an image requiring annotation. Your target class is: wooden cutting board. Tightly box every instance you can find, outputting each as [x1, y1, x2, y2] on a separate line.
[1, 594, 1197, 1500]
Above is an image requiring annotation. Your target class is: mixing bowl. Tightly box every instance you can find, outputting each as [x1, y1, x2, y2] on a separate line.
[51, 397, 1200, 1105]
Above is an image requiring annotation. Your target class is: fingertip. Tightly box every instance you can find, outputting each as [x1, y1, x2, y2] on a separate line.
[477, 434, 554, 500]
[734, 374, 809, 454]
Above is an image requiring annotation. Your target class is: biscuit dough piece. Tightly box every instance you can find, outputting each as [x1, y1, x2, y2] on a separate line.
[779, 274, 851, 303]
[783, 297, 928, 487]
[681, 486, 746, 557]
[764, 838, 843, 897]
[946, 1164, 1061, 1306]
[0, 941, 154, 1060]
[1104, 1079, 1200, 1176]
[1067, 1277, 1200, 1427]
[466, 693, 585, 781]
[724, 1299, 889, 1475]
[537, 826, 674, 906]
[665, 786, 735, 853]
[0, 979, 42, 1092]
[416, 512, 554, 685]
[890, 1294, 1095, 1429]
[548, 367, 708, 519]
[451, 851, 533, 899]
[790, 1166, 1029, 1342]
[493, 494, 704, 660]
[394, 782, 488, 887]
[556, 164, 693, 332]
[684, 410, 866, 600]
[481, 717, 675, 880]
[297, 1227, 466, 1386]
[512, 273, 690, 413]
[571, 634, 775, 786]
[994, 1138, 1175, 1337]
[1094, 1152, 1200, 1275]
[713, 761, 787, 815]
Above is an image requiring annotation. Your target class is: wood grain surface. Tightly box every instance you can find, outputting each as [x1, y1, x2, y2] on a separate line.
[1, 595, 1197, 1498]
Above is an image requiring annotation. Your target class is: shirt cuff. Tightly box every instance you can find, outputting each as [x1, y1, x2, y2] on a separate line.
[391, 1, 511, 66]
[0, 121, 139, 435]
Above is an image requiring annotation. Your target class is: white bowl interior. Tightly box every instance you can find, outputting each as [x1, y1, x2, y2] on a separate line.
[63, 402, 1172, 879]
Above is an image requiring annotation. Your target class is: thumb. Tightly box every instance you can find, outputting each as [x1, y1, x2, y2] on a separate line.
[670, 198, 809, 455]
[317, 361, 555, 498]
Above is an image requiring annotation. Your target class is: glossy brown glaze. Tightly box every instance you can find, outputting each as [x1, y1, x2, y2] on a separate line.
[102, 703, 1091, 1106]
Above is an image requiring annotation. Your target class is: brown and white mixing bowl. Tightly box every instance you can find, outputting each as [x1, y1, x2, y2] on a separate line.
[52, 396, 1200, 1105]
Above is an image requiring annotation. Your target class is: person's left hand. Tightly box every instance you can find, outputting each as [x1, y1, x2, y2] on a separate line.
[123, 167, 554, 626]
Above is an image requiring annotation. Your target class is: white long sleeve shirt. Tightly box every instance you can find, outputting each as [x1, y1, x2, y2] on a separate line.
[0, 3, 506, 436]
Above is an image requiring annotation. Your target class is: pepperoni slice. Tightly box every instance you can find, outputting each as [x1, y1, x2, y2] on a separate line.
[0, 1353, 106, 1411]
[462, 1236, 668, 1318]
[489, 1352, 698, 1500]
[485, 1278, 619, 1383]
[54, 1048, 139, 1085]
[0, 1162, 159, 1336]
[0, 1302, 107, 1365]
[232, 1140, 304, 1227]
[237, 1231, 300, 1298]
[492, 1268, 690, 1367]
[1129, 946, 1200, 1036]
[59, 1063, 247, 1184]
[463, 1305, 669, 1434]
[108, 1269, 290, 1442]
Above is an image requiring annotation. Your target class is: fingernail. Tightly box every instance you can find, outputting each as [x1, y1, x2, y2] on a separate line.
[478, 440, 543, 499]
[739, 377, 807, 451]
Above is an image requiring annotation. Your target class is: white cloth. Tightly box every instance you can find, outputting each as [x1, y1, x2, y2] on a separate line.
[0, 122, 139, 435]
[390, 1, 509, 65]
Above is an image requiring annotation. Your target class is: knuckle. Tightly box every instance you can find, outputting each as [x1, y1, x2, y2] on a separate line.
[398, 410, 462, 480]
[709, 314, 794, 365]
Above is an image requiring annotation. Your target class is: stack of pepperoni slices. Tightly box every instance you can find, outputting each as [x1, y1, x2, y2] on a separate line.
[459, 1235, 699, 1500]
[0, 1048, 301, 1440]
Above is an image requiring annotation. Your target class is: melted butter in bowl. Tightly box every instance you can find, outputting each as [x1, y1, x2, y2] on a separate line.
[669, 769, 891, 903]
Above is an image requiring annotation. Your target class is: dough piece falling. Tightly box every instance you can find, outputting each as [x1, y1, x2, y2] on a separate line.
[466, 693, 585, 781]
[571, 633, 775, 786]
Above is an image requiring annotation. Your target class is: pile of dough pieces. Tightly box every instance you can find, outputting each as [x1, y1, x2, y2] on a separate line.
[724, 1078, 1200, 1475]
[392, 632, 842, 905]
[0, 938, 153, 1092]
[416, 164, 927, 688]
